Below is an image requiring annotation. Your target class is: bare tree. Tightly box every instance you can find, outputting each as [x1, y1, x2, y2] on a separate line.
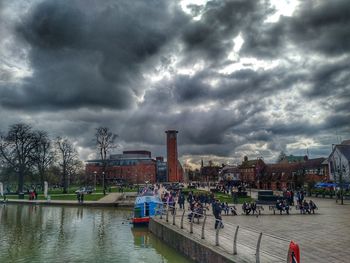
[95, 127, 117, 189]
[56, 137, 79, 193]
[33, 131, 55, 190]
[0, 123, 39, 194]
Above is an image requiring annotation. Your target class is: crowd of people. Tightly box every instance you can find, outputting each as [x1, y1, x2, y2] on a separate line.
[275, 199, 290, 215]
[242, 202, 259, 215]
[155, 183, 320, 230]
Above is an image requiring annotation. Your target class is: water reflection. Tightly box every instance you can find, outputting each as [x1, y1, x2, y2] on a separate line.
[0, 204, 192, 263]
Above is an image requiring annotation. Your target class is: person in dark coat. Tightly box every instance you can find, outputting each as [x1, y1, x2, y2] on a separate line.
[213, 200, 223, 229]
[178, 193, 185, 209]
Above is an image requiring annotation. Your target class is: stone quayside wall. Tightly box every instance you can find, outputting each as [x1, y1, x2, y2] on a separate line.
[149, 218, 242, 263]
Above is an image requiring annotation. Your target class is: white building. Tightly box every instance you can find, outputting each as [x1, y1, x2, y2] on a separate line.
[328, 140, 350, 183]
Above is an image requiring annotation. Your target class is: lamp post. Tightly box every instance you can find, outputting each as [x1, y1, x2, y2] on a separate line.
[333, 149, 344, 205]
[102, 172, 105, 194]
[93, 171, 97, 191]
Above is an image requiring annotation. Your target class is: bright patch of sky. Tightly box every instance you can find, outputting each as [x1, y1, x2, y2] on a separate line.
[180, 0, 209, 20]
[265, 0, 299, 23]
[219, 57, 279, 74]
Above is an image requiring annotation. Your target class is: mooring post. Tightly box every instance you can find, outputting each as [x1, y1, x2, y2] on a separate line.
[180, 209, 186, 229]
[256, 232, 263, 263]
[190, 212, 195, 233]
[233, 225, 239, 255]
[172, 207, 176, 225]
[215, 220, 222, 246]
[201, 215, 207, 239]
[166, 206, 169, 222]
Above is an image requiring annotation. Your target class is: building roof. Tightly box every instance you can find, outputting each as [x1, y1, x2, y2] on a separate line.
[337, 145, 350, 160]
[341, 140, 350, 145]
[280, 155, 308, 163]
[328, 142, 350, 162]
[239, 158, 266, 170]
[303, 158, 327, 168]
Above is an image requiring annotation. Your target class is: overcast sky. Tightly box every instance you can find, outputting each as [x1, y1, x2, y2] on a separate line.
[0, 0, 349, 168]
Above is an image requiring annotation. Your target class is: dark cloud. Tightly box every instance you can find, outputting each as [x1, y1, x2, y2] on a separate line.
[181, 0, 272, 63]
[305, 58, 350, 98]
[290, 0, 350, 56]
[242, 0, 350, 58]
[0, 0, 349, 165]
[0, 0, 188, 110]
[154, 66, 305, 107]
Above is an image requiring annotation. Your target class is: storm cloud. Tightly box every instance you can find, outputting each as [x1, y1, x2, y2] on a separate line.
[0, 0, 349, 166]
[1, 0, 188, 110]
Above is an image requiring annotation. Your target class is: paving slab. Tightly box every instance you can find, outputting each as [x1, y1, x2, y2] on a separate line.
[159, 197, 350, 262]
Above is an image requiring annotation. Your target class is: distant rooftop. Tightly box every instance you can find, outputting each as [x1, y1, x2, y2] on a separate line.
[279, 155, 308, 163]
[110, 150, 152, 160]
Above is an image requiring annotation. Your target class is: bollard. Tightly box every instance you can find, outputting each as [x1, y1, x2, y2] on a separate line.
[172, 207, 176, 225]
[180, 209, 186, 229]
[201, 215, 207, 239]
[215, 220, 222, 246]
[166, 206, 169, 222]
[190, 212, 195, 234]
[233, 225, 239, 255]
[255, 232, 263, 263]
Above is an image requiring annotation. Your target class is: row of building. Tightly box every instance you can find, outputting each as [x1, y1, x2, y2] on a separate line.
[202, 140, 350, 190]
[85, 129, 349, 191]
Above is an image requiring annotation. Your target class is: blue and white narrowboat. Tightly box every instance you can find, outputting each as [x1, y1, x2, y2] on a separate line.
[132, 189, 163, 225]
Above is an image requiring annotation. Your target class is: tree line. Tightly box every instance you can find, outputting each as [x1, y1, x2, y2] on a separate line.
[0, 123, 117, 194]
[0, 123, 82, 194]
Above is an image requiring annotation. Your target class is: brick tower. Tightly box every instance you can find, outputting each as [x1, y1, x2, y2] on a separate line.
[166, 130, 178, 182]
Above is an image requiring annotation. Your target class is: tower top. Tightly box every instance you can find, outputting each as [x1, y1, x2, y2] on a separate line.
[165, 130, 178, 134]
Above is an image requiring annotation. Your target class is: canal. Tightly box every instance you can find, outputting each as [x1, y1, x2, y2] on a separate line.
[0, 204, 193, 263]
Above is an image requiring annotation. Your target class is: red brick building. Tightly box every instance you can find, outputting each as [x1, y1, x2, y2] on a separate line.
[85, 151, 157, 184]
[260, 157, 328, 190]
[238, 155, 328, 190]
[239, 156, 266, 188]
[166, 130, 183, 182]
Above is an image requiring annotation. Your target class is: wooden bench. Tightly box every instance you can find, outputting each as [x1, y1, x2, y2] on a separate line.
[268, 205, 292, 215]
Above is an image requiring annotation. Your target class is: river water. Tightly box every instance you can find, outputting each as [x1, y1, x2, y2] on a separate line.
[0, 204, 193, 263]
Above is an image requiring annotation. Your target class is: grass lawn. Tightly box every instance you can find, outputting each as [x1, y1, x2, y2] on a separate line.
[6, 193, 104, 201]
[181, 188, 253, 204]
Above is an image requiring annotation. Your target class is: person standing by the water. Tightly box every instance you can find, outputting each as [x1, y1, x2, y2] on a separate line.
[77, 192, 81, 203]
[81, 192, 84, 204]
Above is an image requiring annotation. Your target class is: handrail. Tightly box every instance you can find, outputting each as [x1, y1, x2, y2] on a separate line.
[201, 214, 207, 239]
[180, 209, 186, 229]
[172, 207, 176, 225]
[256, 232, 262, 263]
[166, 206, 169, 222]
[215, 218, 222, 246]
[190, 212, 195, 233]
[233, 225, 239, 255]
[153, 203, 291, 262]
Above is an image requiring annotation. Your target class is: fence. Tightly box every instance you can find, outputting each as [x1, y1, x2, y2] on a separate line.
[155, 204, 293, 263]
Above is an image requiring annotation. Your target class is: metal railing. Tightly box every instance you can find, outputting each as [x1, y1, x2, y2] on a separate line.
[153, 205, 292, 263]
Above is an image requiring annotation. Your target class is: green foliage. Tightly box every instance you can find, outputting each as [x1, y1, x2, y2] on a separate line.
[6, 193, 104, 201]
[181, 188, 253, 204]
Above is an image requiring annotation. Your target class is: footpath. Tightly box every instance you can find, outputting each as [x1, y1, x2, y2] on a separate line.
[3, 192, 136, 207]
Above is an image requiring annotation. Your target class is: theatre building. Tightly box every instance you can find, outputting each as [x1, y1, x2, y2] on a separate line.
[85, 151, 158, 184]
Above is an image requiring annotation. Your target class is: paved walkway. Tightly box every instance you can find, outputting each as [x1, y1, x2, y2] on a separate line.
[223, 197, 350, 263]
[156, 197, 350, 262]
[3, 192, 136, 207]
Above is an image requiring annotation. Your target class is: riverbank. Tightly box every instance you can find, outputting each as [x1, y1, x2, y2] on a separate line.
[2, 192, 137, 207]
